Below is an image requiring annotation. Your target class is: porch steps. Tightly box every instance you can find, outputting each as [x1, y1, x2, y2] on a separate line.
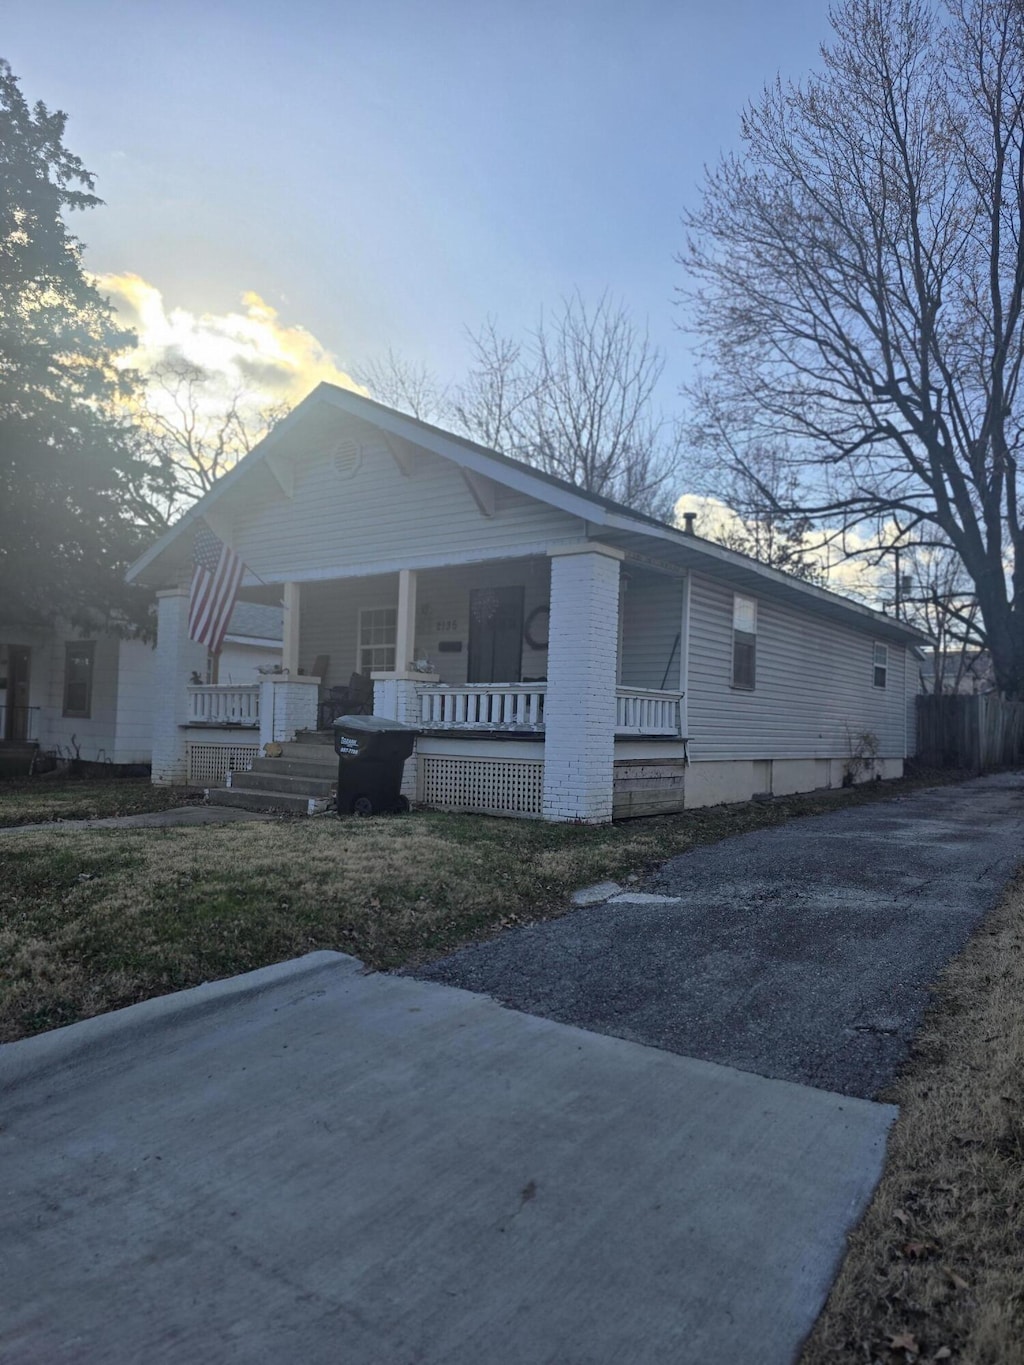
[205, 732, 339, 816]
[230, 770, 335, 799]
[206, 785, 331, 817]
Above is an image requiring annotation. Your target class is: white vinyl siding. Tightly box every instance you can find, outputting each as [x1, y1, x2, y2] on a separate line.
[619, 573, 684, 690]
[227, 418, 586, 585]
[687, 574, 910, 761]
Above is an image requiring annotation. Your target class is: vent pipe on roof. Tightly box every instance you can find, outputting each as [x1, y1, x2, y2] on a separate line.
[682, 511, 697, 535]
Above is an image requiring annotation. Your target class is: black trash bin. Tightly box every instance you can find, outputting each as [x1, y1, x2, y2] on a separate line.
[333, 714, 419, 816]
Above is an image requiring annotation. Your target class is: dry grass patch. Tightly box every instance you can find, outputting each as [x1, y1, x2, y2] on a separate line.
[0, 765, 971, 1045]
[0, 777, 198, 827]
[801, 873, 1024, 1365]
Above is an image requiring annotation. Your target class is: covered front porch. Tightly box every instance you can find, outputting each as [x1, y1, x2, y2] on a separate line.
[159, 544, 688, 821]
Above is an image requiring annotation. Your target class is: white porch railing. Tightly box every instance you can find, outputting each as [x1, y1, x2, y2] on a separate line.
[187, 684, 261, 727]
[419, 683, 547, 731]
[615, 687, 684, 737]
[417, 683, 683, 737]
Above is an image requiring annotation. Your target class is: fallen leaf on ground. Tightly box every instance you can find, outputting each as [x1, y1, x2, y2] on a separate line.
[888, 1331, 920, 1354]
[894, 1209, 912, 1227]
[942, 1266, 969, 1291]
[901, 1240, 938, 1258]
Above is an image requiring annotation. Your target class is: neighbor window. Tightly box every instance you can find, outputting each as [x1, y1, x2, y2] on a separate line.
[63, 642, 95, 718]
[358, 607, 397, 673]
[732, 595, 757, 689]
[873, 642, 888, 689]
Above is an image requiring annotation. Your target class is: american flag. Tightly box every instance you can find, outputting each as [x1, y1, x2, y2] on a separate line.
[188, 523, 245, 654]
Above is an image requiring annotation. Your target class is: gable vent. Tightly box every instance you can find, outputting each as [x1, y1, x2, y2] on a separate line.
[332, 439, 363, 479]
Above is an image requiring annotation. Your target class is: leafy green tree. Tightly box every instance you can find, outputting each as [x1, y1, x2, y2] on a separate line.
[0, 59, 161, 630]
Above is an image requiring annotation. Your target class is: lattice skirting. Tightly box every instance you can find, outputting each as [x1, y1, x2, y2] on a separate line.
[418, 755, 544, 818]
[187, 742, 260, 785]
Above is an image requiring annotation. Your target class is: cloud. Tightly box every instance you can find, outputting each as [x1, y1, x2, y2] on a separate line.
[95, 272, 366, 414]
[673, 493, 892, 605]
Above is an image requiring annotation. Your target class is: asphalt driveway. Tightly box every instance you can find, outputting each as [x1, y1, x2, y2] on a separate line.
[415, 773, 1024, 1098]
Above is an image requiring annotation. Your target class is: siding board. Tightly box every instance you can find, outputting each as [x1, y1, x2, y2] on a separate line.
[230, 420, 585, 583]
[688, 573, 909, 761]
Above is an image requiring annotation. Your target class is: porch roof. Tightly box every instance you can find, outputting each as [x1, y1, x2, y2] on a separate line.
[126, 383, 926, 647]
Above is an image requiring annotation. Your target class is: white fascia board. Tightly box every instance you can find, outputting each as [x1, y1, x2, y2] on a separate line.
[600, 510, 928, 644]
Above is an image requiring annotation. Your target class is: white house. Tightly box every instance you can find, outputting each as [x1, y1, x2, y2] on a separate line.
[0, 604, 282, 774]
[125, 383, 924, 822]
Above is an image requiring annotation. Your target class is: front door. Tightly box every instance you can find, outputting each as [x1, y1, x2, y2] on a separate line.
[467, 587, 524, 683]
[4, 646, 31, 741]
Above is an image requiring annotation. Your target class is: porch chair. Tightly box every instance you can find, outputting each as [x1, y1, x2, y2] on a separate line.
[317, 671, 374, 729]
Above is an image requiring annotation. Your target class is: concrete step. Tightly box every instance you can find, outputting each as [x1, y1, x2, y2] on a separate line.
[255, 747, 338, 769]
[292, 729, 335, 746]
[207, 785, 333, 816]
[233, 770, 335, 799]
[249, 756, 339, 782]
[278, 739, 338, 760]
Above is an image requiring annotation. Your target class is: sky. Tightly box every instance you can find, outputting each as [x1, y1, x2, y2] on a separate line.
[4, 0, 839, 417]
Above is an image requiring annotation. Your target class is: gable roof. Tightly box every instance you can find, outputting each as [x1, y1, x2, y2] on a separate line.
[127, 382, 926, 645]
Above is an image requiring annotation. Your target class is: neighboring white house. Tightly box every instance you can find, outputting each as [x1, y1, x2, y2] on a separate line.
[0, 604, 282, 771]
[125, 382, 926, 822]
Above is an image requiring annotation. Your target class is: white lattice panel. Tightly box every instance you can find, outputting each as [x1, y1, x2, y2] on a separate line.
[419, 756, 544, 817]
[187, 742, 259, 785]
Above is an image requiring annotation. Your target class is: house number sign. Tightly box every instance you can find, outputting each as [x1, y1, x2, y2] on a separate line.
[434, 618, 457, 632]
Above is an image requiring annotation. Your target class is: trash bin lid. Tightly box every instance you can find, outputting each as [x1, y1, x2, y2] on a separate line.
[332, 714, 419, 734]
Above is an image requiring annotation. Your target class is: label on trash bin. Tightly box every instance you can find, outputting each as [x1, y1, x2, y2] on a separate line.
[337, 737, 360, 755]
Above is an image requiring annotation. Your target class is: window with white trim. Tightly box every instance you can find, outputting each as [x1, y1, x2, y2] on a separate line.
[732, 595, 757, 689]
[358, 607, 397, 673]
[63, 641, 95, 718]
[873, 642, 888, 688]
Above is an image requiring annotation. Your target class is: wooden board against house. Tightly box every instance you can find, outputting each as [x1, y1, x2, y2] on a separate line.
[613, 758, 686, 819]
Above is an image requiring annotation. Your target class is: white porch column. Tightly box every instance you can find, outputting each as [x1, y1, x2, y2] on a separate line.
[151, 588, 209, 785]
[372, 669, 439, 800]
[396, 569, 418, 674]
[542, 544, 623, 824]
[259, 675, 320, 747]
[281, 582, 301, 674]
[679, 572, 691, 738]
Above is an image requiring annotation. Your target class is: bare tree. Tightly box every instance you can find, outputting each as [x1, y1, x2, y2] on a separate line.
[459, 293, 682, 517]
[896, 539, 988, 691]
[679, 0, 1024, 693]
[354, 346, 451, 426]
[688, 430, 830, 581]
[132, 361, 287, 520]
[360, 294, 683, 520]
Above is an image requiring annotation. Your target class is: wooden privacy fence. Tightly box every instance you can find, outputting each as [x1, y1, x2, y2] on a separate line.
[916, 694, 1024, 771]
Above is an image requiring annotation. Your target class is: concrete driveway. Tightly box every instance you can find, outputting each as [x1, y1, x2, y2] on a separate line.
[2, 954, 892, 1365]
[416, 773, 1024, 1098]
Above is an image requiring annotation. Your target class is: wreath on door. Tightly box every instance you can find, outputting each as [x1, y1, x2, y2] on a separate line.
[524, 604, 550, 650]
